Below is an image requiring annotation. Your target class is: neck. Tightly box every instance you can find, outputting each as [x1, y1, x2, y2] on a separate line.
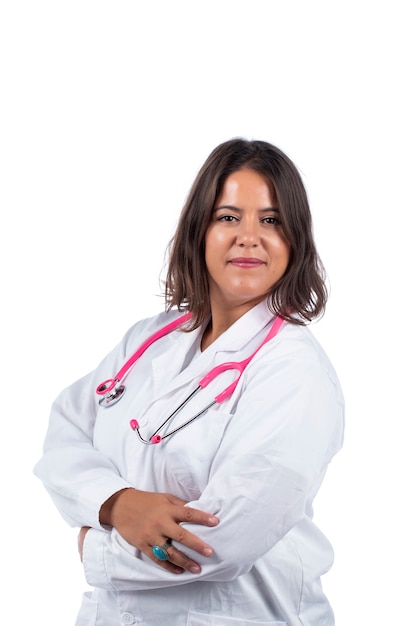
[200, 318, 230, 352]
[200, 299, 263, 351]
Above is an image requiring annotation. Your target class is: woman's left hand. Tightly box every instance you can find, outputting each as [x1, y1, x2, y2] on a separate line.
[78, 526, 91, 562]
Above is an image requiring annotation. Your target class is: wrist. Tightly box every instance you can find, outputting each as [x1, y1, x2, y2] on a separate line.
[99, 488, 131, 526]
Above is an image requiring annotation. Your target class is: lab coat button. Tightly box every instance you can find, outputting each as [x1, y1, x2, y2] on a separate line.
[121, 612, 136, 625]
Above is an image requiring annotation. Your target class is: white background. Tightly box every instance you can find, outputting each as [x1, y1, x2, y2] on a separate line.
[1, 1, 415, 624]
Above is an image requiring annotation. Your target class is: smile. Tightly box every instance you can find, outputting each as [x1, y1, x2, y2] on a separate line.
[229, 258, 265, 268]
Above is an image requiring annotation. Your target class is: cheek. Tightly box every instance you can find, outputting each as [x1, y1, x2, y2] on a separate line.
[283, 241, 291, 265]
[272, 238, 291, 273]
[205, 228, 227, 261]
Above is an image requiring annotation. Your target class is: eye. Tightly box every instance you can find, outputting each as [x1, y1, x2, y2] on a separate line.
[217, 214, 239, 222]
[261, 216, 282, 226]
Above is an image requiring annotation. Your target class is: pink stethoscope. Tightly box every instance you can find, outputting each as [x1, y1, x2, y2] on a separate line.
[96, 313, 284, 445]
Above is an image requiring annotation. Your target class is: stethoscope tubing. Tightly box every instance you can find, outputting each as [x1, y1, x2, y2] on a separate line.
[96, 312, 193, 404]
[130, 396, 217, 444]
[98, 313, 284, 444]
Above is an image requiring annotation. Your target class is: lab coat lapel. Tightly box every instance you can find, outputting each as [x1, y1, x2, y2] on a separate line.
[150, 326, 201, 398]
[150, 301, 275, 401]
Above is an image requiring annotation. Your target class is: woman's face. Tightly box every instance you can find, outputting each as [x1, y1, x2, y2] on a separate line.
[205, 168, 291, 314]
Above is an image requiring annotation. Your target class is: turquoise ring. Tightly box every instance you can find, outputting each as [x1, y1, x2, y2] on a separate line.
[152, 540, 171, 561]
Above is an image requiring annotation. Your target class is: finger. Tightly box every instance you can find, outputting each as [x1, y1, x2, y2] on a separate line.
[166, 494, 189, 506]
[168, 525, 214, 558]
[150, 544, 201, 575]
[174, 505, 219, 528]
[148, 540, 186, 574]
[163, 544, 202, 574]
[152, 554, 185, 575]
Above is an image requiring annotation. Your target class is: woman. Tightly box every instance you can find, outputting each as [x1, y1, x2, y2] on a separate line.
[34, 139, 344, 626]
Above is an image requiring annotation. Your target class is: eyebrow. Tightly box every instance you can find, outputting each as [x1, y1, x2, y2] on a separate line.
[213, 205, 280, 213]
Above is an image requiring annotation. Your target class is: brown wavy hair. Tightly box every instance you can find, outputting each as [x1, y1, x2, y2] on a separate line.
[165, 138, 327, 329]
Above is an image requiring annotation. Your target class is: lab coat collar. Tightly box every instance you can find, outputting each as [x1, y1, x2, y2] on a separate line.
[201, 299, 276, 354]
[150, 300, 275, 398]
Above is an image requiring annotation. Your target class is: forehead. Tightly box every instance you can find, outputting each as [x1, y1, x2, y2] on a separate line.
[217, 168, 276, 205]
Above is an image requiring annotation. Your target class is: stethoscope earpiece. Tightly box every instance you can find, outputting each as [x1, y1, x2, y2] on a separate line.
[130, 419, 163, 445]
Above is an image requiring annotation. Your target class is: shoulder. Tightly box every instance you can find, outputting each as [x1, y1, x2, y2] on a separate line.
[279, 323, 336, 368]
[122, 309, 186, 353]
[256, 321, 344, 402]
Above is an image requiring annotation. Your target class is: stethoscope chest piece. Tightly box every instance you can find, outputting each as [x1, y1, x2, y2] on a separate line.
[98, 385, 126, 407]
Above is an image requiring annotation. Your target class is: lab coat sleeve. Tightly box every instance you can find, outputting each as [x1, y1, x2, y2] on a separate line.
[81, 334, 345, 590]
[33, 318, 156, 529]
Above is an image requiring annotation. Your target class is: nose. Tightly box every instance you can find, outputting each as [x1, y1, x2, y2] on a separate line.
[236, 218, 260, 246]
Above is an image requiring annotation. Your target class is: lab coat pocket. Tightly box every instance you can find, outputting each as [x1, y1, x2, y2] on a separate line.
[187, 611, 287, 625]
[75, 591, 98, 626]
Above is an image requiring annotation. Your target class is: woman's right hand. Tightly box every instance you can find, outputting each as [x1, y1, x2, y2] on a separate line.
[99, 488, 219, 575]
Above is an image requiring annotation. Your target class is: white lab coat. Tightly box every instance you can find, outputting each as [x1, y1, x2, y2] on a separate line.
[34, 301, 344, 626]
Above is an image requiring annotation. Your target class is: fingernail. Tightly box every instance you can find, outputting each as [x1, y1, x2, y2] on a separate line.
[190, 565, 200, 574]
[203, 547, 212, 557]
[208, 516, 218, 525]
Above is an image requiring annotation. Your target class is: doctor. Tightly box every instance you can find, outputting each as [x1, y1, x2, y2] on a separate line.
[34, 138, 344, 626]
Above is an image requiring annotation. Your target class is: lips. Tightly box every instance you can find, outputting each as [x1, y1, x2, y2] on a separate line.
[229, 257, 265, 268]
